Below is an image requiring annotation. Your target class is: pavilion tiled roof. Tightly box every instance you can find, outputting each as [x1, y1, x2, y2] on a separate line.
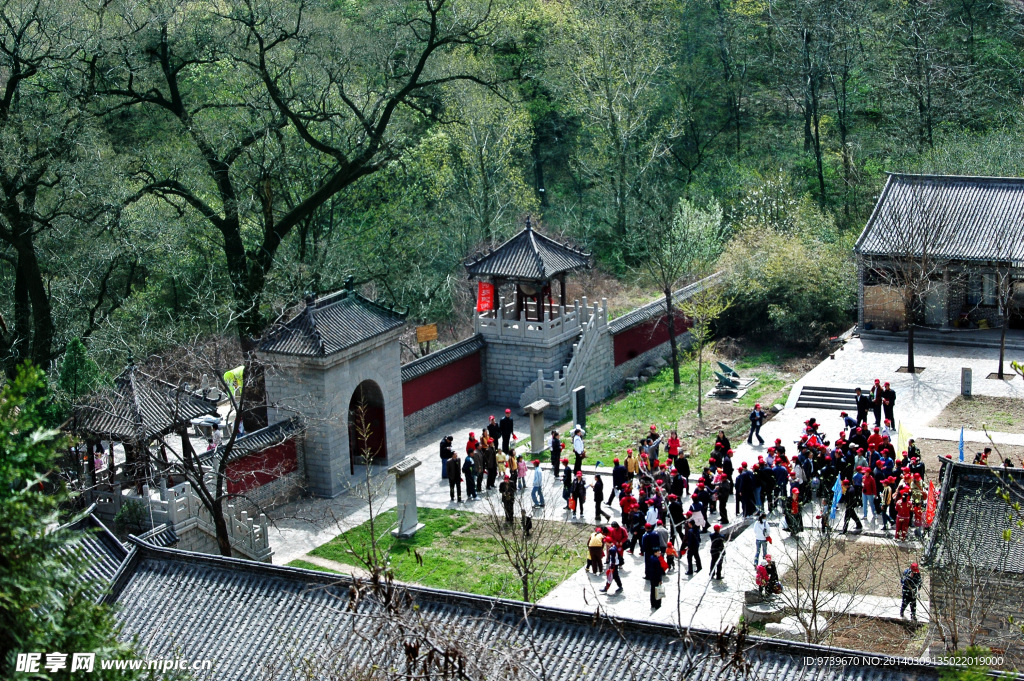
[925, 458, 1024, 573]
[201, 417, 303, 463]
[102, 541, 946, 681]
[260, 288, 406, 357]
[464, 223, 591, 281]
[74, 366, 218, 442]
[856, 174, 1024, 265]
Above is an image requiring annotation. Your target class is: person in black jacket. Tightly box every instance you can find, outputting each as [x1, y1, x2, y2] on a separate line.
[550, 431, 563, 474]
[854, 387, 871, 426]
[487, 415, 501, 446]
[646, 550, 666, 610]
[462, 452, 477, 500]
[439, 435, 454, 480]
[592, 475, 610, 522]
[499, 409, 515, 454]
[709, 524, 726, 579]
[881, 382, 896, 426]
[447, 452, 463, 502]
[900, 563, 922, 620]
[747, 404, 766, 445]
[840, 480, 863, 533]
[571, 471, 587, 519]
[610, 458, 627, 503]
[684, 519, 702, 575]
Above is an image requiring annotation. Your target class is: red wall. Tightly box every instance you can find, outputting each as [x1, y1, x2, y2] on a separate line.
[402, 351, 482, 416]
[226, 439, 299, 495]
[613, 315, 692, 366]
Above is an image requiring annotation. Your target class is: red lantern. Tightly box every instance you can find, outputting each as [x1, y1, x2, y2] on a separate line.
[476, 282, 495, 312]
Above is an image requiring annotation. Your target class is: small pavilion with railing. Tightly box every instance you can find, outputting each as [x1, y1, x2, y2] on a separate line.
[465, 218, 592, 326]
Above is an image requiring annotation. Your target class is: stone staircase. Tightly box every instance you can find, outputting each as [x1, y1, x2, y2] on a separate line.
[794, 385, 858, 412]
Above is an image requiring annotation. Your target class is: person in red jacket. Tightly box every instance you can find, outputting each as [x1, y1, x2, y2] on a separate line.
[861, 467, 877, 522]
[894, 492, 912, 540]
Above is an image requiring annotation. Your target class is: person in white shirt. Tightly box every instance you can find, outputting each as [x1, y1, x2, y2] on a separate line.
[530, 460, 545, 507]
[753, 513, 772, 565]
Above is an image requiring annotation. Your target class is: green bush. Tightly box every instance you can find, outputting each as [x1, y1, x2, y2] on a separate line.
[718, 197, 856, 345]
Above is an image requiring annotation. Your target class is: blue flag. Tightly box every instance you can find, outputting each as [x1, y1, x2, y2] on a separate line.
[829, 475, 843, 521]
[958, 427, 964, 462]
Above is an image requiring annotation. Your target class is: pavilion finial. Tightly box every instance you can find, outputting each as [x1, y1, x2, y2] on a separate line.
[525, 215, 532, 231]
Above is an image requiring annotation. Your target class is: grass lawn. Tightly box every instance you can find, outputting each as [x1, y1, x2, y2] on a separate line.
[288, 559, 341, 573]
[930, 395, 1024, 434]
[574, 346, 800, 471]
[293, 507, 590, 601]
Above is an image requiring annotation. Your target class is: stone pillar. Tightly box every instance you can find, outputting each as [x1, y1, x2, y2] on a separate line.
[572, 385, 587, 429]
[523, 399, 551, 456]
[961, 368, 972, 397]
[389, 458, 424, 538]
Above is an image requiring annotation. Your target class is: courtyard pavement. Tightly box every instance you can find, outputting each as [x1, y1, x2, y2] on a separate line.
[266, 335, 972, 636]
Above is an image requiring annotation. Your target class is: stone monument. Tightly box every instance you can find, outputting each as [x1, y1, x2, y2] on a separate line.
[523, 399, 550, 456]
[388, 457, 424, 538]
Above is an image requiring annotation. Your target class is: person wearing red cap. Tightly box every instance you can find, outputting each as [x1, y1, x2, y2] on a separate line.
[570, 471, 587, 519]
[869, 379, 884, 426]
[894, 491, 911, 540]
[840, 479, 863, 533]
[530, 459, 545, 507]
[499, 473, 515, 522]
[486, 415, 501, 446]
[709, 524, 725, 579]
[784, 487, 803, 534]
[881, 382, 897, 426]
[900, 563, 922, 620]
[499, 409, 515, 454]
[747, 403, 766, 446]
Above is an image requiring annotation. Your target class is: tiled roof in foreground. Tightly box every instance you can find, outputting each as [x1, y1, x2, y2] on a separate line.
[107, 542, 945, 681]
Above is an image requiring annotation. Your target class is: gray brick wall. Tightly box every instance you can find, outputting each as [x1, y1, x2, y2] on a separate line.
[930, 570, 1024, 667]
[483, 336, 578, 407]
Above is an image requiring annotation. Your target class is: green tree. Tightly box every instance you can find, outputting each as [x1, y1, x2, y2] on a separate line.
[629, 196, 726, 385]
[57, 339, 99, 410]
[0, 365, 140, 678]
[681, 286, 731, 421]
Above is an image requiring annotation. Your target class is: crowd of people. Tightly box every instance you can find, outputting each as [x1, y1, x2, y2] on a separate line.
[437, 386, 937, 616]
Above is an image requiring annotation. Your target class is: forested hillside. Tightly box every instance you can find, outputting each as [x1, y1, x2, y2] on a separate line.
[2, 0, 1024, 380]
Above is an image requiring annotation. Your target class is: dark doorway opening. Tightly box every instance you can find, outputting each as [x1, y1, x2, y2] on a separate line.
[349, 380, 387, 470]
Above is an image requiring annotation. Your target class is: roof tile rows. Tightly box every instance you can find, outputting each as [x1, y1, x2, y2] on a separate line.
[401, 335, 485, 382]
[56, 513, 129, 602]
[104, 542, 945, 681]
[260, 289, 406, 357]
[926, 458, 1024, 573]
[856, 174, 1024, 265]
[74, 366, 218, 442]
[465, 224, 591, 281]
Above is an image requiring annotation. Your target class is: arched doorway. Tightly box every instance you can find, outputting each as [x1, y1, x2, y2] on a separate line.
[349, 380, 387, 469]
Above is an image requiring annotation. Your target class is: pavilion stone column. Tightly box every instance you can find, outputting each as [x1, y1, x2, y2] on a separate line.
[389, 458, 424, 538]
[523, 400, 550, 456]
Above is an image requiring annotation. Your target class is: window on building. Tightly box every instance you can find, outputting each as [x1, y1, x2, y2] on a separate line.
[968, 272, 998, 306]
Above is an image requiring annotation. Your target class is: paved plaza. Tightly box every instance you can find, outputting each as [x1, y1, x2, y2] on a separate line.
[267, 335, 993, 634]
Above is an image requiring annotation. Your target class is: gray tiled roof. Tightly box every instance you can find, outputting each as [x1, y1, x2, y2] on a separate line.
[401, 335, 485, 382]
[608, 273, 723, 335]
[202, 417, 303, 463]
[74, 366, 218, 442]
[465, 225, 591, 281]
[108, 543, 944, 681]
[926, 459, 1024, 573]
[57, 513, 129, 602]
[855, 174, 1024, 265]
[134, 524, 179, 548]
[260, 290, 406, 357]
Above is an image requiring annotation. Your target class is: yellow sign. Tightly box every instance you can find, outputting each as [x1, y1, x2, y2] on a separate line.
[416, 324, 438, 343]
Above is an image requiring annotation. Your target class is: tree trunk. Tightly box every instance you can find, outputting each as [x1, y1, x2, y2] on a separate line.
[697, 339, 704, 420]
[521, 574, 530, 602]
[998, 318, 1007, 379]
[212, 496, 233, 557]
[907, 323, 915, 373]
[666, 289, 680, 385]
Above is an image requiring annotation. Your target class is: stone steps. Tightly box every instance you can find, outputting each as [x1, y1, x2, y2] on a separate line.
[794, 385, 859, 412]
